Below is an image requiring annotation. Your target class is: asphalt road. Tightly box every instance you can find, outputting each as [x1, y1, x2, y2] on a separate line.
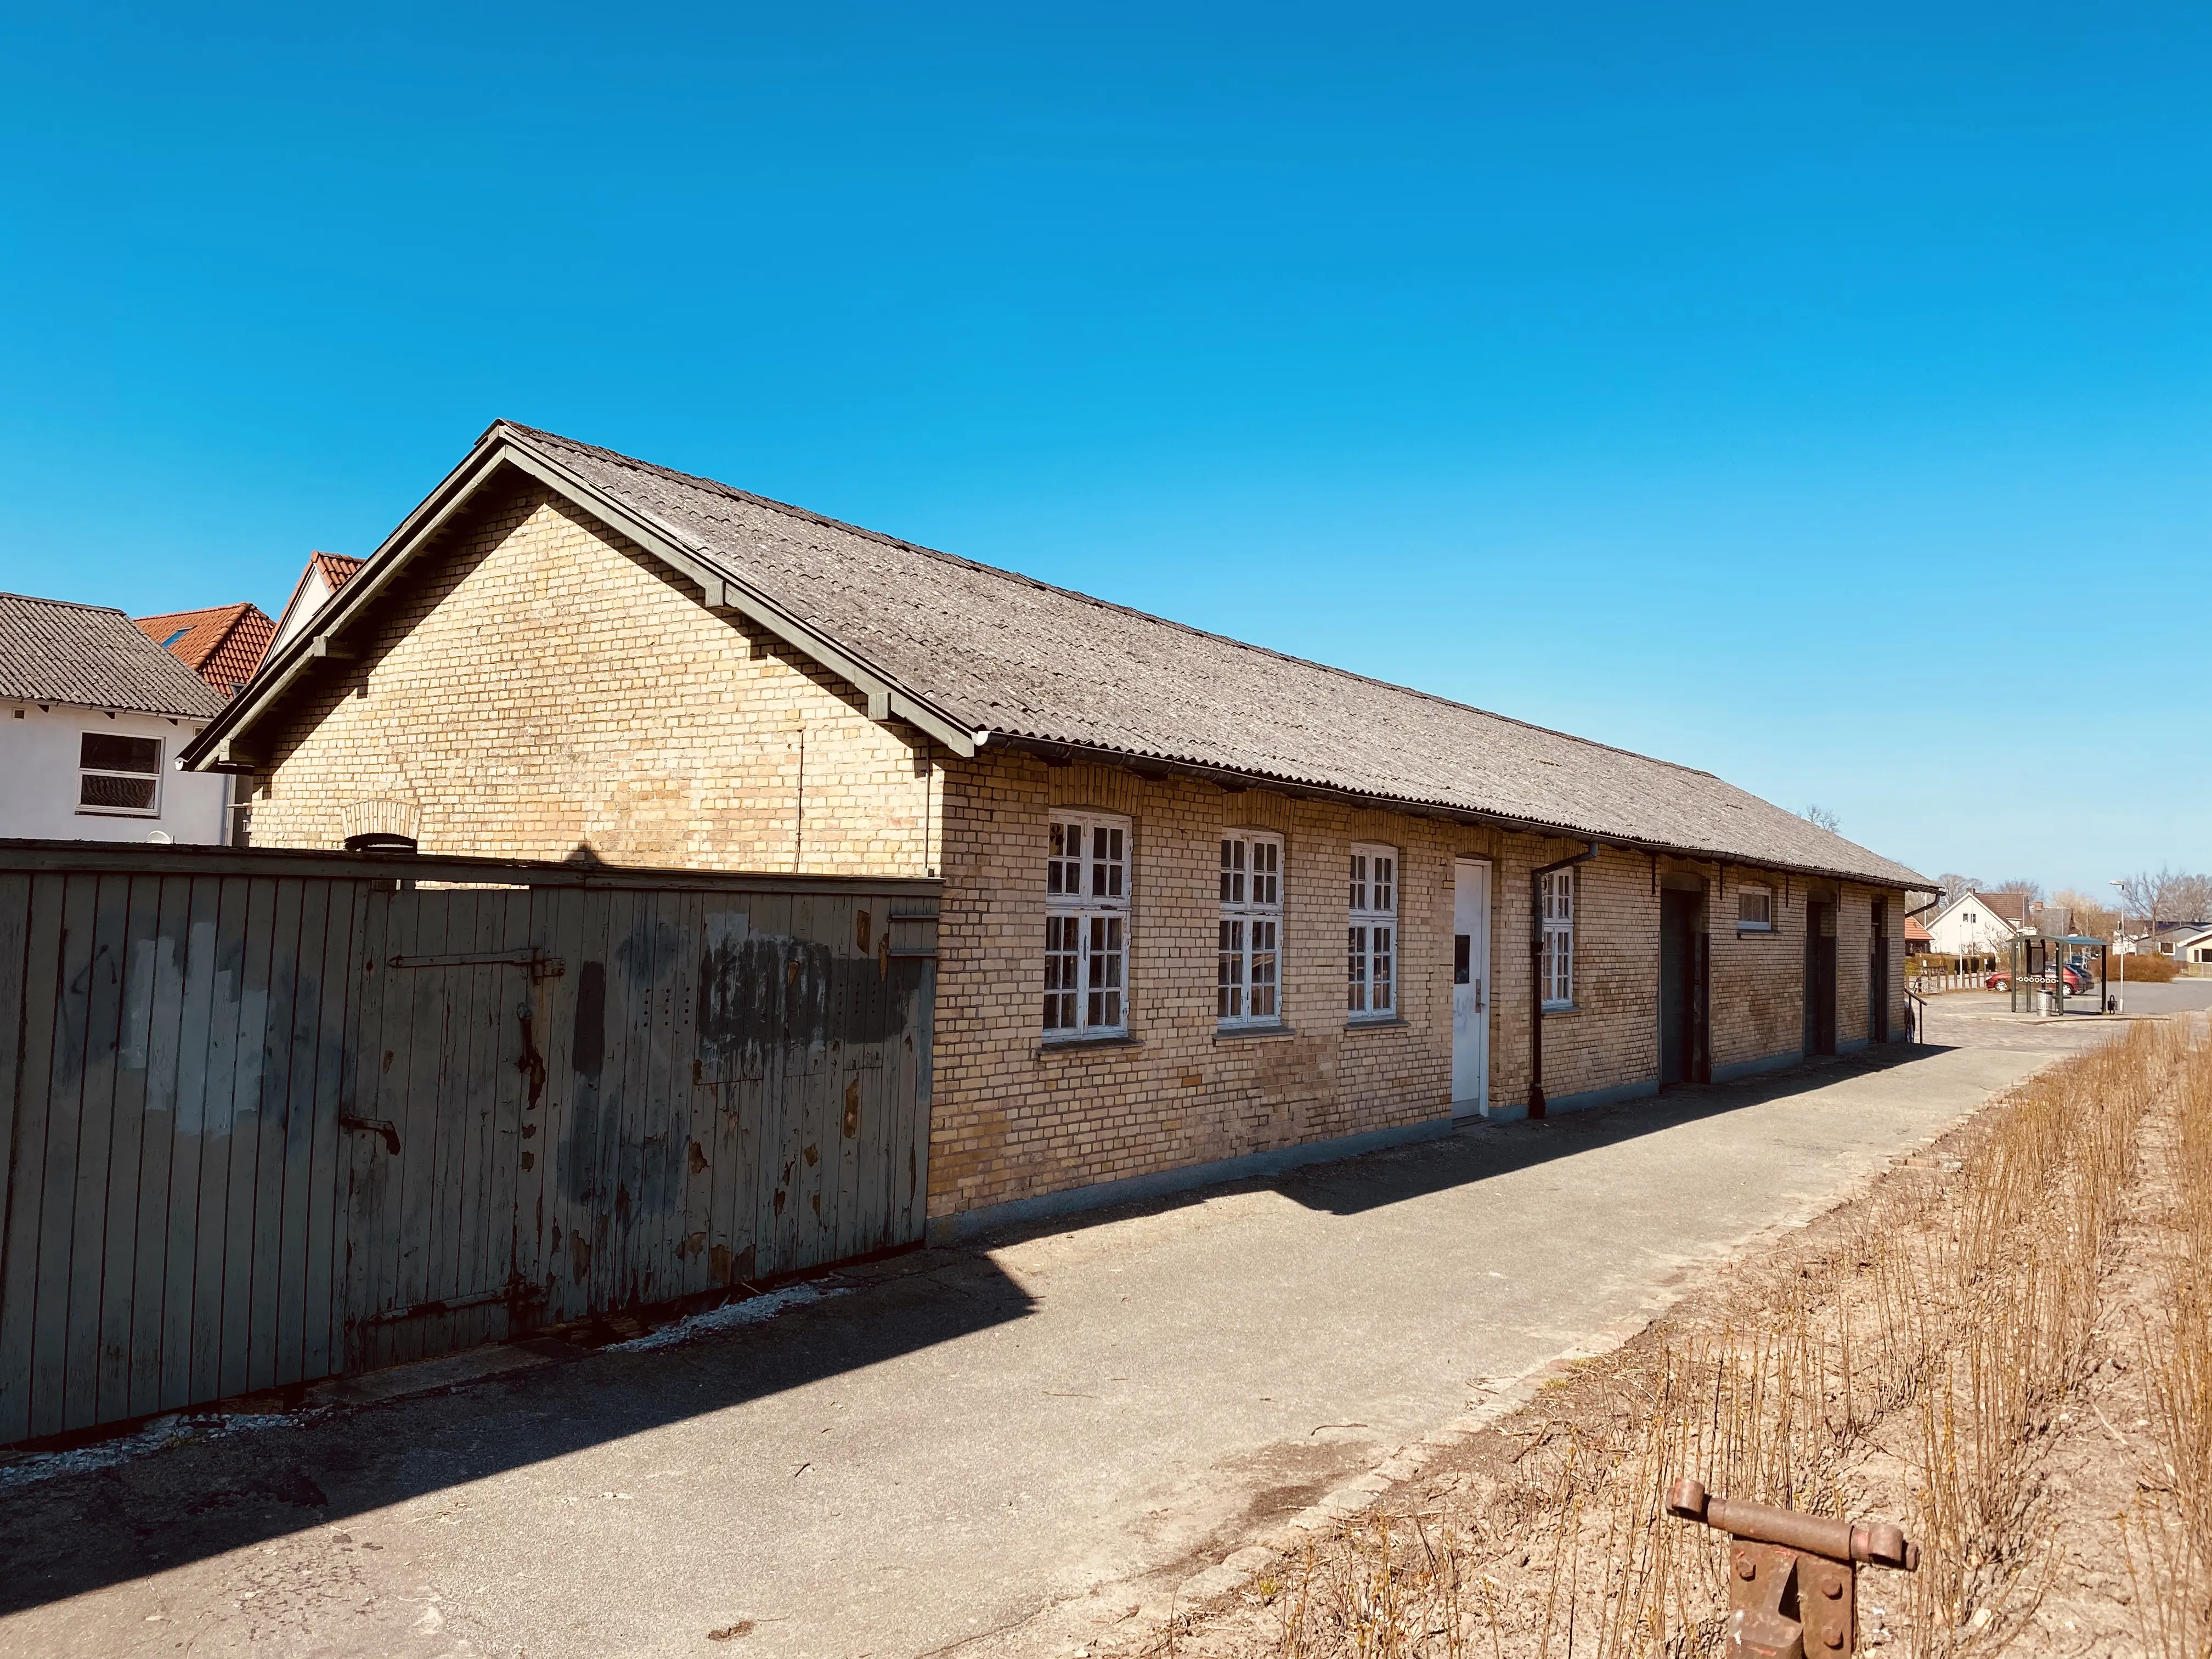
[0, 1032, 2107, 1658]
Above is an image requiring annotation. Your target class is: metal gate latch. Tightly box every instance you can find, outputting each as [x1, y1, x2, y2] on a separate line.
[1666, 1477, 1920, 1658]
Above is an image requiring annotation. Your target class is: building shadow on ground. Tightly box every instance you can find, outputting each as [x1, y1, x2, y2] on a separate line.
[1286, 1043, 1959, 1219]
[0, 1251, 1034, 1617]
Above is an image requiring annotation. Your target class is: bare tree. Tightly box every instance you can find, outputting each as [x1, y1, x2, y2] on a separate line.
[2168, 873, 2212, 923]
[1936, 872, 1984, 905]
[2115, 868, 2200, 939]
[1802, 805, 1841, 833]
[2053, 888, 2120, 940]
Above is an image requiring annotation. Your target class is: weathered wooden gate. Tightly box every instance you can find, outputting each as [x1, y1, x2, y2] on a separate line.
[0, 841, 939, 1446]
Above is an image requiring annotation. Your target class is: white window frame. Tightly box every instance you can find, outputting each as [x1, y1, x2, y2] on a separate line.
[1217, 831, 1283, 1029]
[1347, 843, 1398, 1020]
[77, 731, 164, 817]
[1737, 883, 1774, 932]
[1541, 868, 1575, 1009]
[1043, 811, 1130, 1039]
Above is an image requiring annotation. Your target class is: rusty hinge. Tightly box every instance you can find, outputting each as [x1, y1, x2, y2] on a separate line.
[388, 947, 565, 980]
[338, 1114, 402, 1154]
[1667, 1477, 1918, 1657]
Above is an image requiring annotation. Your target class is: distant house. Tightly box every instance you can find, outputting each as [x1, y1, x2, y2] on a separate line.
[1923, 889, 2029, 958]
[1904, 912, 1932, 955]
[181, 421, 1927, 1238]
[2125, 919, 2212, 958]
[2163, 926, 2212, 964]
[134, 601, 275, 699]
[267, 551, 364, 659]
[1, 591, 231, 843]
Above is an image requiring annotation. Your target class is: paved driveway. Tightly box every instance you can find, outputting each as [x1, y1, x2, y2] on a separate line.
[0, 1035, 2097, 1658]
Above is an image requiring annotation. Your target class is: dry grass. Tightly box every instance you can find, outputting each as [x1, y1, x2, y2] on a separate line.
[1169, 1023, 2199, 1659]
[2125, 1036, 2212, 1657]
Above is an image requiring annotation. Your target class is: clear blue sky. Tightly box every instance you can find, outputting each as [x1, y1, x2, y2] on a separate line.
[3, 3, 2204, 895]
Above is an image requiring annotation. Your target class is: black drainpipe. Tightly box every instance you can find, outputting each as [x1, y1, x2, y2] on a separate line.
[1528, 840, 1601, 1119]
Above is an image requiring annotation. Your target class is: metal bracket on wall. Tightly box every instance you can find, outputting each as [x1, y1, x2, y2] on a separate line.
[388, 947, 566, 981]
[337, 1115, 402, 1155]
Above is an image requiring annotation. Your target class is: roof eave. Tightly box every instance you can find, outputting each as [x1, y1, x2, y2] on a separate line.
[983, 733, 1925, 890]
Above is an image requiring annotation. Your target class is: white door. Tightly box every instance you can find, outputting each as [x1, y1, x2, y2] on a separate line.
[1452, 859, 1491, 1116]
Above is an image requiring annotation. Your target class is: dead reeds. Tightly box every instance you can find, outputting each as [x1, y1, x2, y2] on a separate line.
[2125, 1031, 2212, 1658]
[1228, 1023, 2190, 1659]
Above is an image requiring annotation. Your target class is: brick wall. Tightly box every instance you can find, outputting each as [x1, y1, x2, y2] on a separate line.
[247, 482, 941, 875]
[924, 757, 1908, 1219]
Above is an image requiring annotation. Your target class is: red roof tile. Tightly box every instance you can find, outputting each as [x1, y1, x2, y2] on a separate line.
[308, 552, 363, 592]
[134, 602, 276, 699]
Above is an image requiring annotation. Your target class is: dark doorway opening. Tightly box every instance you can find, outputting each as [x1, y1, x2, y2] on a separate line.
[1658, 888, 1709, 1085]
[1869, 898, 1891, 1043]
[1805, 899, 1838, 1057]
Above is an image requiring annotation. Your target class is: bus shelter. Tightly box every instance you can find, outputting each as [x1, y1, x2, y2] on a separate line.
[2006, 931, 2112, 1015]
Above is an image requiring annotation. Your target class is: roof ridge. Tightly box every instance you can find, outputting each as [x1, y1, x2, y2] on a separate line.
[1, 590, 127, 617]
[494, 421, 1727, 786]
[137, 601, 256, 623]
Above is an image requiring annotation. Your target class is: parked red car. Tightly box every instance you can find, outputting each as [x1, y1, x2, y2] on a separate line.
[1987, 964, 2095, 995]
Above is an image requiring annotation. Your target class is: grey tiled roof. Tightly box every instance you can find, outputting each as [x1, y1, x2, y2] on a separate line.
[1, 591, 227, 719]
[504, 425, 1925, 888]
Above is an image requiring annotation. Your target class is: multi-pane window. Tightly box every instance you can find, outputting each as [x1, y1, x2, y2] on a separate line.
[1737, 884, 1774, 931]
[78, 732, 163, 815]
[1541, 868, 1575, 1009]
[1347, 844, 1397, 1019]
[1217, 832, 1283, 1026]
[1043, 813, 1129, 1037]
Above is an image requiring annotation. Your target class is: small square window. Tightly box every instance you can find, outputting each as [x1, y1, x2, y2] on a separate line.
[1737, 885, 1774, 931]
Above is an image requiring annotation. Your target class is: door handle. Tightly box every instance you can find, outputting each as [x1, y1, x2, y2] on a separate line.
[1475, 980, 1485, 1014]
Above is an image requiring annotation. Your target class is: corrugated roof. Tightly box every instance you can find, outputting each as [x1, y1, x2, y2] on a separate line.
[504, 425, 1925, 888]
[2, 592, 227, 718]
[193, 421, 1931, 889]
[134, 602, 275, 698]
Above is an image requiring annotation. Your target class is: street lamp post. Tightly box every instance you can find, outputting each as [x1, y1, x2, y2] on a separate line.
[2110, 879, 2126, 1012]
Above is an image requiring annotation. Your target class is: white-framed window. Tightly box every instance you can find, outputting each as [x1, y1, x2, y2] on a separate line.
[1541, 868, 1575, 1009]
[78, 732, 163, 816]
[1217, 831, 1283, 1027]
[1347, 844, 1397, 1019]
[1043, 812, 1129, 1037]
[1737, 883, 1774, 932]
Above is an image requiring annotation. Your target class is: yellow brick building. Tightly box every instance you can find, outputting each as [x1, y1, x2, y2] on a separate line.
[189, 422, 1925, 1238]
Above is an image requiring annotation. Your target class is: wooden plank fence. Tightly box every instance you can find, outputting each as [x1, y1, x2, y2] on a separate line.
[0, 840, 939, 1446]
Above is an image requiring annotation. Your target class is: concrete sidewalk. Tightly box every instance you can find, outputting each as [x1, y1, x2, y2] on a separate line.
[0, 1037, 2089, 1658]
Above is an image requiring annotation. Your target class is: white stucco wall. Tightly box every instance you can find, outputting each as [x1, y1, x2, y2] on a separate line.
[0, 702, 229, 844]
[1926, 898, 2015, 957]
